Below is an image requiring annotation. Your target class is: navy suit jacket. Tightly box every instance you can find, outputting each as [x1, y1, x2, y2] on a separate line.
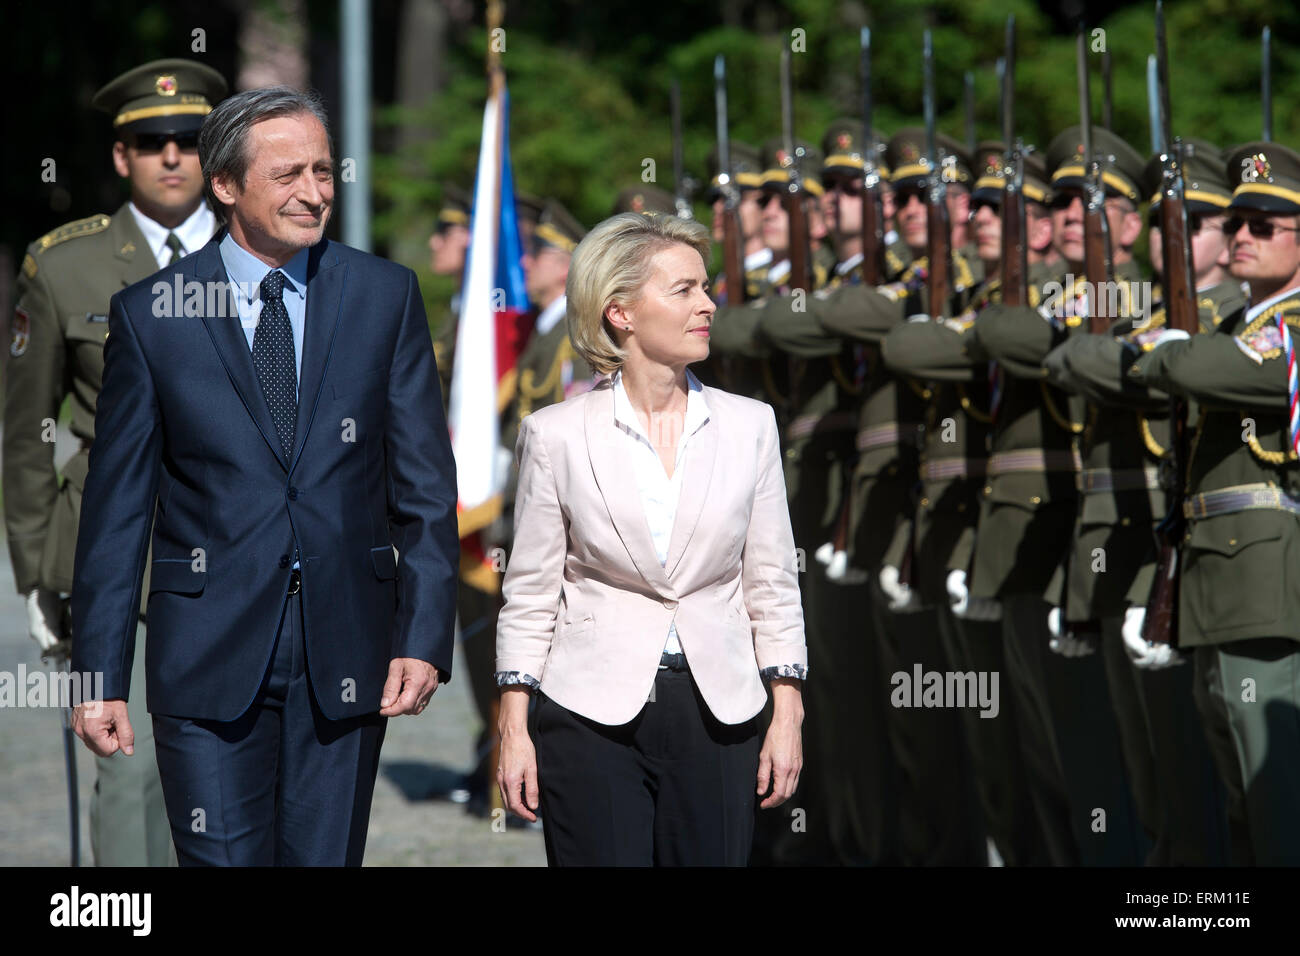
[70, 235, 459, 722]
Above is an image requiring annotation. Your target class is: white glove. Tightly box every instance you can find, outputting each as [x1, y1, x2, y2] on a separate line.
[1121, 606, 1184, 670]
[26, 588, 62, 653]
[879, 564, 920, 612]
[945, 569, 1002, 621]
[1047, 606, 1097, 657]
[1150, 328, 1191, 349]
[817, 542, 868, 584]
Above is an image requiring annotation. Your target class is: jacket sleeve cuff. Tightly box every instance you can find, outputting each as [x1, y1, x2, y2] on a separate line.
[760, 664, 808, 681]
[494, 671, 540, 690]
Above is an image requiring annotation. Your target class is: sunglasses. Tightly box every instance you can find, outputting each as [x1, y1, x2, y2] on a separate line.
[893, 186, 926, 207]
[823, 176, 863, 197]
[130, 130, 200, 152]
[1221, 216, 1300, 239]
[969, 198, 1001, 219]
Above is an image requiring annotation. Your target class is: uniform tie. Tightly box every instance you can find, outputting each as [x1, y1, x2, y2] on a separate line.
[253, 270, 298, 461]
[165, 232, 185, 264]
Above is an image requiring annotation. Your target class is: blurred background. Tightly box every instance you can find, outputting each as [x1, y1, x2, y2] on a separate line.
[3, 0, 1299, 337]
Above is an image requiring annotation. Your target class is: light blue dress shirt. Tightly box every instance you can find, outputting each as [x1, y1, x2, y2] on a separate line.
[218, 232, 309, 400]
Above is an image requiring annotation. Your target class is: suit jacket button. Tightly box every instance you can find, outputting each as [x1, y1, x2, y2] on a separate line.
[279, 554, 290, 568]
[663, 599, 677, 610]
[288, 486, 299, 500]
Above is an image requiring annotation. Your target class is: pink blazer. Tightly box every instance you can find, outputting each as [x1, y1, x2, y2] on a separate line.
[495, 377, 807, 726]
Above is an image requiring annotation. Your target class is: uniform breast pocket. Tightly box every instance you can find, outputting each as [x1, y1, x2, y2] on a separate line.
[332, 364, 389, 400]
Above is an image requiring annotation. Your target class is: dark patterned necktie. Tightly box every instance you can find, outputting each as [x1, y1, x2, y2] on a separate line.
[165, 232, 184, 264]
[254, 270, 297, 460]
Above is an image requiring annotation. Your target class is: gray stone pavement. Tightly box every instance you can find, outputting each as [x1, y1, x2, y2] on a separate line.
[0, 426, 544, 866]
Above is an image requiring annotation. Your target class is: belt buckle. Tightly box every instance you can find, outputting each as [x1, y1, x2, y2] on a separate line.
[287, 569, 302, 596]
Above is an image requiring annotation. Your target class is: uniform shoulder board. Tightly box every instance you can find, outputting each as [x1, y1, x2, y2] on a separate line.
[34, 214, 111, 254]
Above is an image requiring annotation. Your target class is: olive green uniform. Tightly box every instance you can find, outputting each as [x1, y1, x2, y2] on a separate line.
[1130, 286, 1300, 865]
[881, 275, 1046, 865]
[1046, 280, 1243, 865]
[5, 205, 178, 866]
[809, 247, 988, 865]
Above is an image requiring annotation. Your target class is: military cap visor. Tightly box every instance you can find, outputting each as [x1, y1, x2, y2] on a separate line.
[92, 58, 227, 135]
[532, 199, 586, 254]
[1227, 143, 1300, 215]
[1143, 142, 1234, 216]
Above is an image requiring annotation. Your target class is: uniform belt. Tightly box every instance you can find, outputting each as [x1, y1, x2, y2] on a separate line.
[785, 411, 857, 442]
[920, 457, 987, 481]
[856, 421, 924, 452]
[658, 651, 689, 672]
[1076, 466, 1161, 494]
[987, 448, 1081, 476]
[1182, 482, 1300, 520]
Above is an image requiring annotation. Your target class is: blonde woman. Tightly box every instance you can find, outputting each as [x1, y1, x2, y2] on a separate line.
[495, 212, 806, 866]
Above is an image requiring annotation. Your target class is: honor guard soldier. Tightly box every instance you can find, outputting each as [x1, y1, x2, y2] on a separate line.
[5, 58, 228, 866]
[972, 125, 1150, 865]
[429, 184, 472, 405]
[705, 141, 771, 305]
[1044, 138, 1240, 865]
[1129, 141, 1300, 865]
[880, 143, 1058, 865]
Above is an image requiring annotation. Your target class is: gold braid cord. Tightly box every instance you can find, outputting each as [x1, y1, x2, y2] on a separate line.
[1137, 412, 1168, 459]
[1040, 380, 1085, 434]
[1242, 409, 1299, 464]
[517, 339, 573, 421]
[957, 384, 993, 424]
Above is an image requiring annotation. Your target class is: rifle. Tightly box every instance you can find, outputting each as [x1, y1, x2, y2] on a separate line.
[1263, 27, 1273, 143]
[780, 46, 813, 293]
[1001, 15, 1029, 308]
[713, 55, 746, 305]
[1078, 24, 1115, 331]
[861, 26, 887, 287]
[923, 29, 951, 319]
[1143, 0, 1199, 647]
[670, 78, 693, 221]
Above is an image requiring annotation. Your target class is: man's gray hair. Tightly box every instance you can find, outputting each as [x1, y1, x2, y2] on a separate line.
[199, 86, 332, 223]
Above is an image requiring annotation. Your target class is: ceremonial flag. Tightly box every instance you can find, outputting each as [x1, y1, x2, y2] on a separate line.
[448, 74, 531, 591]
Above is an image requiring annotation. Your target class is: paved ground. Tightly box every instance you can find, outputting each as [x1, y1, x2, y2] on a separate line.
[0, 426, 544, 866]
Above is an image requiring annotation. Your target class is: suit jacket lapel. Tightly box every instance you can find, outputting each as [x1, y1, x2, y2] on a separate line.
[193, 237, 287, 470]
[665, 412, 717, 577]
[584, 383, 672, 593]
[289, 240, 345, 472]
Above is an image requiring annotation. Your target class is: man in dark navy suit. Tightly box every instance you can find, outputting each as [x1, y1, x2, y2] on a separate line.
[69, 87, 459, 865]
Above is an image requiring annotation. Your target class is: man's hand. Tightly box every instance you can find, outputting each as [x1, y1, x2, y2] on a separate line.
[72, 699, 133, 757]
[379, 657, 440, 716]
[26, 588, 62, 653]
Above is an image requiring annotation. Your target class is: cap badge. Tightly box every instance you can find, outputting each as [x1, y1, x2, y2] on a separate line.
[1242, 153, 1272, 184]
[631, 195, 645, 212]
[984, 154, 1001, 175]
[155, 75, 178, 97]
[776, 148, 791, 168]
[901, 143, 920, 162]
[837, 132, 852, 150]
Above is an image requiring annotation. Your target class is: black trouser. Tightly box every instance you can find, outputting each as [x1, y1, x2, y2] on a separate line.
[532, 670, 761, 866]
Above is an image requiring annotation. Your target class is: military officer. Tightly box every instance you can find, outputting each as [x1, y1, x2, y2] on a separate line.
[1128, 141, 1300, 865]
[1044, 139, 1241, 865]
[5, 58, 228, 866]
[429, 184, 472, 405]
[971, 126, 1150, 865]
[879, 143, 1058, 865]
[705, 141, 772, 305]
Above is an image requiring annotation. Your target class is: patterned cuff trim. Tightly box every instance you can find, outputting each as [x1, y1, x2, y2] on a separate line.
[494, 671, 540, 689]
[761, 664, 808, 681]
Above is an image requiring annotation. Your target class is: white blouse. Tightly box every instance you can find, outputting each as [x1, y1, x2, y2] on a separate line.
[610, 368, 711, 656]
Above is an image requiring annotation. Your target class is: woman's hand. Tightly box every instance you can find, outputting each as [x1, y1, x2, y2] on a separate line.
[757, 678, 804, 809]
[496, 687, 541, 821]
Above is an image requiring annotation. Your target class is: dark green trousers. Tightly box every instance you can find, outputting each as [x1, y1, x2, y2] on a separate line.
[457, 578, 503, 792]
[940, 608, 1045, 865]
[874, 592, 986, 865]
[1194, 639, 1300, 865]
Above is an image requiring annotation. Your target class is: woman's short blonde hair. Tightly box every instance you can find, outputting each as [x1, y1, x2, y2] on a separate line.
[566, 212, 712, 375]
